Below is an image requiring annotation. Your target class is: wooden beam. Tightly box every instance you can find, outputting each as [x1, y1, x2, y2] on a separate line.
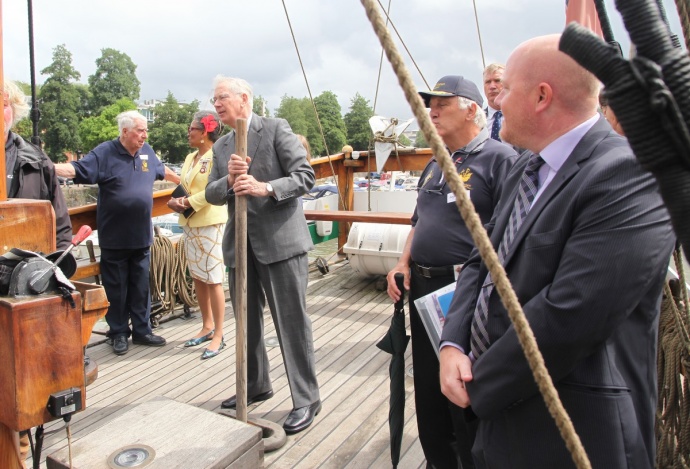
[305, 210, 411, 225]
[69, 188, 175, 232]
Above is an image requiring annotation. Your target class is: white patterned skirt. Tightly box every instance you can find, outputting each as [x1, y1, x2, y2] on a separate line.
[182, 224, 226, 284]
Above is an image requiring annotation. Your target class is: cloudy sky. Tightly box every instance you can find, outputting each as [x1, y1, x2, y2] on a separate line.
[3, 0, 685, 128]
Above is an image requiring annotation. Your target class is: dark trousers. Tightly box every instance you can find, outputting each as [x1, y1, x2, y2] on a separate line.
[410, 268, 476, 469]
[227, 243, 319, 409]
[100, 247, 152, 339]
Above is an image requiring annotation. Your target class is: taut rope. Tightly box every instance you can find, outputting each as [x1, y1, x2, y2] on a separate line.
[280, 0, 348, 210]
[358, 0, 591, 467]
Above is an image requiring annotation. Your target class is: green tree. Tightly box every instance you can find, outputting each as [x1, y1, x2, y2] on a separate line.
[314, 91, 346, 156]
[78, 98, 136, 153]
[88, 48, 140, 113]
[295, 98, 324, 156]
[399, 134, 411, 146]
[275, 95, 308, 135]
[253, 95, 270, 117]
[74, 83, 93, 120]
[344, 92, 373, 151]
[39, 44, 82, 161]
[414, 130, 428, 148]
[275, 95, 331, 156]
[147, 91, 199, 163]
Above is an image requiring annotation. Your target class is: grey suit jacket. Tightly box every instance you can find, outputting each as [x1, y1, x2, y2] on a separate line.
[442, 117, 674, 468]
[205, 114, 315, 267]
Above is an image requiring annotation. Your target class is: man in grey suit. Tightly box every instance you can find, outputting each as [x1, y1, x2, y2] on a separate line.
[205, 76, 321, 435]
[439, 35, 674, 468]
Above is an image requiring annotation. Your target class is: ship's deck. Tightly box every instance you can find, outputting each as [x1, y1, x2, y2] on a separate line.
[29, 261, 426, 468]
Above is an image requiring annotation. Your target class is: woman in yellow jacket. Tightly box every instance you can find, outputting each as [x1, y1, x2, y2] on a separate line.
[168, 111, 228, 359]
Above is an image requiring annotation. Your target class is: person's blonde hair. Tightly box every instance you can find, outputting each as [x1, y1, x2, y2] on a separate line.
[483, 63, 505, 79]
[4, 79, 30, 127]
[296, 134, 312, 161]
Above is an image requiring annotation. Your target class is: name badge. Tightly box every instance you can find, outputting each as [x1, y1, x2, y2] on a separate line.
[140, 154, 149, 160]
[447, 190, 471, 204]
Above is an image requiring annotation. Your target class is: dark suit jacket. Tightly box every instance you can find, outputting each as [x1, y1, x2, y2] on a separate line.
[205, 113, 315, 267]
[442, 117, 674, 469]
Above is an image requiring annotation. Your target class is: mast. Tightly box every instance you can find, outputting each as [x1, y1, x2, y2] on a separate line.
[27, 0, 40, 145]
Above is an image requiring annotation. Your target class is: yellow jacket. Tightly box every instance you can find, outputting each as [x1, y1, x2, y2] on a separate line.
[177, 149, 229, 228]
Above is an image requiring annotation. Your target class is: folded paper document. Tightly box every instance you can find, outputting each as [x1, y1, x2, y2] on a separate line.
[413, 282, 456, 358]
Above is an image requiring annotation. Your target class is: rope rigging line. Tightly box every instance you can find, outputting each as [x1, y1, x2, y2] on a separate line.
[374, 0, 430, 91]
[372, 0, 393, 115]
[280, 0, 348, 210]
[358, 0, 592, 467]
[471, 0, 487, 70]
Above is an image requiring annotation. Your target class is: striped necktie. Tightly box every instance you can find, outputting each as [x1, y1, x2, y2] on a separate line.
[470, 153, 545, 358]
[490, 110, 502, 141]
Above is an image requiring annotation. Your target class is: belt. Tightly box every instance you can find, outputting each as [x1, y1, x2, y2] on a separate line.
[412, 262, 455, 278]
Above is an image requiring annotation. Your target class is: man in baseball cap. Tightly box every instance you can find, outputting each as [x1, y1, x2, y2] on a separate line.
[419, 75, 485, 108]
[387, 75, 517, 468]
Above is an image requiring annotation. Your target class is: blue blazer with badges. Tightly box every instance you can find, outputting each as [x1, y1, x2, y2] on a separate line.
[205, 114, 315, 267]
[442, 117, 674, 469]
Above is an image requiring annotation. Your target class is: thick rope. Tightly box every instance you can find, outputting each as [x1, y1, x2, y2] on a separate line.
[149, 233, 198, 322]
[174, 236, 197, 307]
[656, 250, 690, 468]
[150, 233, 176, 319]
[358, 1, 592, 467]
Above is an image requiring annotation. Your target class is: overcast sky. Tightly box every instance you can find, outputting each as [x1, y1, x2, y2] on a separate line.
[3, 0, 685, 128]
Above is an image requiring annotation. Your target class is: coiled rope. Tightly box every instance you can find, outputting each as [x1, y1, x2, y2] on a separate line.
[174, 235, 197, 307]
[656, 248, 690, 468]
[149, 231, 197, 324]
[358, 0, 591, 467]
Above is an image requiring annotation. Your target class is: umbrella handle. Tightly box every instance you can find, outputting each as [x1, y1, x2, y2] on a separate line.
[394, 272, 405, 310]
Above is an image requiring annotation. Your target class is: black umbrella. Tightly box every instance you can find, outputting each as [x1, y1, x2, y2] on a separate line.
[376, 273, 410, 468]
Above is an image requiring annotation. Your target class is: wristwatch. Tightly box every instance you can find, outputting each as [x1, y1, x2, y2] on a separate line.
[266, 182, 275, 197]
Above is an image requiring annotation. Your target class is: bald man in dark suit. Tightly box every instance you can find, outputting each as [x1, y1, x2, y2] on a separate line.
[440, 35, 674, 469]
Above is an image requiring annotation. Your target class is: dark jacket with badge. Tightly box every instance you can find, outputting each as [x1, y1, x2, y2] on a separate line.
[6, 132, 72, 249]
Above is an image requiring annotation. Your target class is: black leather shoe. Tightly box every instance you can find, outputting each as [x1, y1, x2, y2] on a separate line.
[221, 390, 274, 409]
[113, 335, 128, 355]
[132, 333, 166, 346]
[283, 400, 322, 435]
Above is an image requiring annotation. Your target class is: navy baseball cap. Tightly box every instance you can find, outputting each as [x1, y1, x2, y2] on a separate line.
[419, 75, 484, 108]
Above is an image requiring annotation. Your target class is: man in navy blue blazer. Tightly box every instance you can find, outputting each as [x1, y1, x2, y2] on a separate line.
[440, 34, 674, 469]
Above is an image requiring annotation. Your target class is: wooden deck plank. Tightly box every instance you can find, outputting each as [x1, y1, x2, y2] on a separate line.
[26, 262, 426, 468]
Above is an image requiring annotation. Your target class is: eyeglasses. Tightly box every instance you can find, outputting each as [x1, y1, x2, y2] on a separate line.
[417, 188, 445, 196]
[209, 93, 232, 105]
[188, 126, 204, 132]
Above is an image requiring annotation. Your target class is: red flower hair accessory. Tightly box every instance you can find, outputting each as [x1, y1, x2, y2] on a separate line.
[200, 114, 219, 133]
